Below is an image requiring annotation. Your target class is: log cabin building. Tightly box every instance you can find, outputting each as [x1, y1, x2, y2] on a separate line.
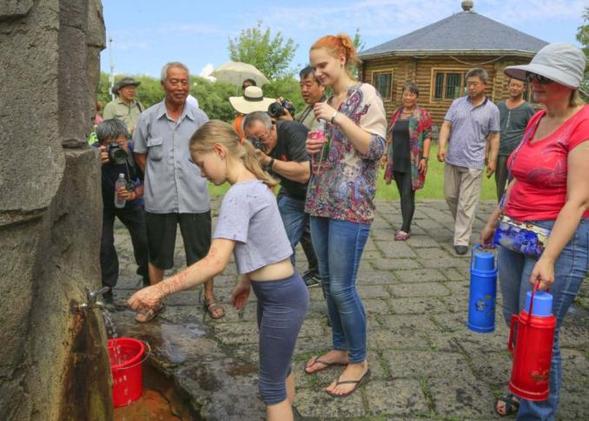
[358, 1, 547, 131]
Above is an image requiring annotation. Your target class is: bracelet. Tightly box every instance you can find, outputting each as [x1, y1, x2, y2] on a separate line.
[330, 111, 338, 124]
[421, 157, 429, 161]
[268, 158, 275, 170]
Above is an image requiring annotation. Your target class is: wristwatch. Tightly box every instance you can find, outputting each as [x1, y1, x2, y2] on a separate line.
[421, 157, 429, 161]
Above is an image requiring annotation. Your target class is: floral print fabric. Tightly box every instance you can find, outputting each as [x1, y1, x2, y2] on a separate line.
[305, 83, 387, 223]
[383, 106, 433, 190]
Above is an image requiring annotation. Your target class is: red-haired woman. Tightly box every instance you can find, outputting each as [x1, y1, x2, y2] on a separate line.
[303, 33, 387, 398]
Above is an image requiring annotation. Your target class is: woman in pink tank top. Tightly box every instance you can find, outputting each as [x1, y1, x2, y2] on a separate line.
[480, 43, 589, 419]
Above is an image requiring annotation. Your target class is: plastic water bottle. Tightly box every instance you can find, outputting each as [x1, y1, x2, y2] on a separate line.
[467, 245, 497, 333]
[309, 120, 329, 175]
[508, 288, 555, 401]
[114, 173, 126, 208]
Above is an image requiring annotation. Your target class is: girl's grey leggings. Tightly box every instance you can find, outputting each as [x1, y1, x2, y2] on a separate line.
[251, 272, 309, 405]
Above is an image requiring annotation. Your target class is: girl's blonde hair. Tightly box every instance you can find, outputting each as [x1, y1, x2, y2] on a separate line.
[310, 33, 361, 79]
[189, 120, 278, 188]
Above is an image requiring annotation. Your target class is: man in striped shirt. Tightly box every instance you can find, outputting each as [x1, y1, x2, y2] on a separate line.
[437, 68, 500, 255]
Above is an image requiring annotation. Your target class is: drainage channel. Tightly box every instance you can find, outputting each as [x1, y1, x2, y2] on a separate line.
[114, 362, 201, 420]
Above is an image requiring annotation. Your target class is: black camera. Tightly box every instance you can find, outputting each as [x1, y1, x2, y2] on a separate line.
[268, 100, 296, 119]
[108, 143, 128, 165]
[248, 138, 266, 151]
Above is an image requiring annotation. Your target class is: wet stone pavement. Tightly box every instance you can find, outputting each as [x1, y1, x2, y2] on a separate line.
[109, 199, 589, 421]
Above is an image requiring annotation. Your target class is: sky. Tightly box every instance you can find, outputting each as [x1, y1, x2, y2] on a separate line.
[100, 0, 587, 79]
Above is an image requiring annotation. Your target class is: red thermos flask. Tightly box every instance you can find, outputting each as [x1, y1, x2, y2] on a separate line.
[508, 287, 556, 401]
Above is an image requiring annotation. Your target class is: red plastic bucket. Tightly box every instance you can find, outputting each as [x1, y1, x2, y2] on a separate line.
[107, 338, 146, 408]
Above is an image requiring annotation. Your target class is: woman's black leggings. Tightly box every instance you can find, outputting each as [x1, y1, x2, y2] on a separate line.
[393, 171, 415, 233]
[251, 272, 309, 405]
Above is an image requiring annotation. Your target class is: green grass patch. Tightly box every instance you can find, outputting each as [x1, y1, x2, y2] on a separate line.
[208, 144, 498, 201]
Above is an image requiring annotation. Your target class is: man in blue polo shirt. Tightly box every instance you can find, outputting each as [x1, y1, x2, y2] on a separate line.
[437, 68, 500, 255]
[133, 62, 224, 321]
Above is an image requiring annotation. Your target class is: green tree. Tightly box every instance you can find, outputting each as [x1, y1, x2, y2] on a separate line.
[96, 72, 238, 122]
[191, 76, 236, 122]
[228, 22, 298, 80]
[576, 7, 589, 93]
[96, 73, 164, 109]
[350, 28, 365, 79]
[263, 76, 304, 116]
[352, 28, 365, 52]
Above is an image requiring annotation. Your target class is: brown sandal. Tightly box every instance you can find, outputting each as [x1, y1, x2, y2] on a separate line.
[203, 298, 225, 319]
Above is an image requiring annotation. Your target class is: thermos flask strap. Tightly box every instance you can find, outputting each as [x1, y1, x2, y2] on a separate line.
[508, 315, 519, 352]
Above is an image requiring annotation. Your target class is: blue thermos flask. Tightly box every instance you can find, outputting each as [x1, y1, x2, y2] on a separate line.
[467, 245, 497, 333]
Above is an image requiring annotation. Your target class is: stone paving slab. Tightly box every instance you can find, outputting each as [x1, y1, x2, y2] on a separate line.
[108, 199, 589, 420]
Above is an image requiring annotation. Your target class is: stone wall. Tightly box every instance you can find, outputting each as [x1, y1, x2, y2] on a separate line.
[0, 1, 110, 419]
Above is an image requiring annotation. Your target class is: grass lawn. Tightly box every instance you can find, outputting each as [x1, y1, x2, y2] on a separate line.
[208, 144, 498, 201]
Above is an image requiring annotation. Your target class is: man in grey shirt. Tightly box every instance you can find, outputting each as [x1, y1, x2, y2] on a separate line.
[437, 68, 500, 255]
[133, 61, 224, 321]
[495, 78, 535, 201]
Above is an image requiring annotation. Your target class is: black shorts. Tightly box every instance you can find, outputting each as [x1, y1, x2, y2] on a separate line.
[145, 212, 211, 270]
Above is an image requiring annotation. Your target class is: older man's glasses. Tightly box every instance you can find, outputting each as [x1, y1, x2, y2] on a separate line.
[526, 73, 553, 84]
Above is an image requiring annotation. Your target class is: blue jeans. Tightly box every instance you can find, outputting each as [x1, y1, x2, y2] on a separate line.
[310, 216, 370, 363]
[277, 194, 308, 265]
[497, 219, 589, 420]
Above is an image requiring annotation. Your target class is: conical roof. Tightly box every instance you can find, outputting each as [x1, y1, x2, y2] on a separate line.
[360, 10, 547, 58]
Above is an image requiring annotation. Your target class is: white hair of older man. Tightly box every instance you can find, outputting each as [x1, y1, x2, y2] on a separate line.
[160, 61, 190, 82]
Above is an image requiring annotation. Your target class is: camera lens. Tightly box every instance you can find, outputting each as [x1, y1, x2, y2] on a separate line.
[267, 102, 284, 118]
[108, 144, 128, 165]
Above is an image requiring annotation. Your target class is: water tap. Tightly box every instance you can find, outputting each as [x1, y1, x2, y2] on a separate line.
[88, 286, 110, 306]
[75, 286, 110, 312]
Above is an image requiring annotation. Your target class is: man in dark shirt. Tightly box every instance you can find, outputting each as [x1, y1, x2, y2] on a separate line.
[244, 112, 315, 280]
[96, 119, 149, 302]
[495, 78, 535, 201]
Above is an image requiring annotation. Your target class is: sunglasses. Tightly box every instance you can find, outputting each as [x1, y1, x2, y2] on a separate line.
[526, 73, 553, 84]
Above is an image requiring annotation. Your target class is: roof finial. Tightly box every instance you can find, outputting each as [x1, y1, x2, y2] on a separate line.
[461, 0, 474, 11]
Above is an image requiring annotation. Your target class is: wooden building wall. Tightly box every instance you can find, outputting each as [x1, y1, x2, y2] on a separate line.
[361, 54, 532, 135]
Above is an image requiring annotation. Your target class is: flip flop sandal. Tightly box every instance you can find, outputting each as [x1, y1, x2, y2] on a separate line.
[326, 369, 371, 398]
[304, 356, 347, 375]
[394, 230, 410, 241]
[495, 393, 520, 416]
[135, 303, 165, 323]
[204, 299, 225, 320]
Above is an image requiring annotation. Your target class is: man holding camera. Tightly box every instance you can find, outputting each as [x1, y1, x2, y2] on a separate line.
[133, 62, 224, 322]
[296, 66, 326, 130]
[243, 112, 320, 286]
[96, 119, 149, 302]
[268, 98, 297, 121]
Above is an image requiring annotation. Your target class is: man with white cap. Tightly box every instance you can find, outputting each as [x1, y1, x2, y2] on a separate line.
[479, 43, 589, 420]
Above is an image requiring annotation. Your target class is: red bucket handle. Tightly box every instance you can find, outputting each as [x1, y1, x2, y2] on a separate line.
[111, 340, 152, 371]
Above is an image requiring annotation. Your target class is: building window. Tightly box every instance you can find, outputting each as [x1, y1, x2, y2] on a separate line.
[433, 71, 464, 100]
[373, 72, 393, 100]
